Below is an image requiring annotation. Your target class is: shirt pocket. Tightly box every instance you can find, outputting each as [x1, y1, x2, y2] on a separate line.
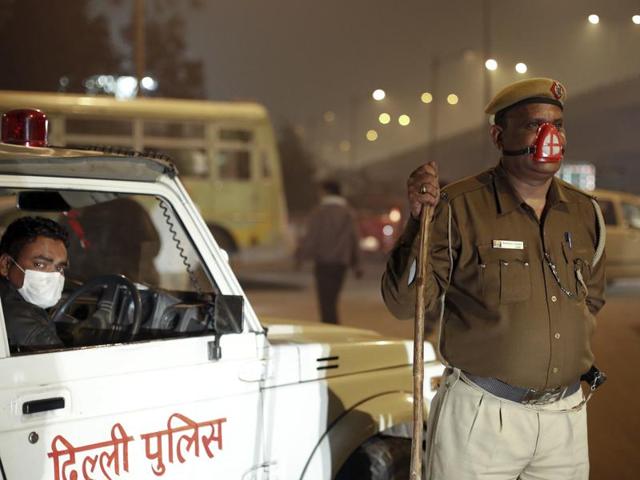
[478, 244, 531, 305]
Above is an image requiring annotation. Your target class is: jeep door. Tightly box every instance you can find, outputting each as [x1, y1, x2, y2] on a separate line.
[0, 181, 266, 480]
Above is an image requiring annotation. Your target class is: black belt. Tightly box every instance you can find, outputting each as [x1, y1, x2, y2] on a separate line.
[463, 372, 581, 405]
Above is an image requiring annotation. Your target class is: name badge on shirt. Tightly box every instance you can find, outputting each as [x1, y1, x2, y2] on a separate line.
[492, 239, 524, 250]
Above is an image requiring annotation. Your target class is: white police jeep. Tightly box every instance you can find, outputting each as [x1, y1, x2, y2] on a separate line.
[0, 110, 443, 479]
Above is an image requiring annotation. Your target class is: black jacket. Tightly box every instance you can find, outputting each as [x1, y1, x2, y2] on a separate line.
[0, 277, 63, 350]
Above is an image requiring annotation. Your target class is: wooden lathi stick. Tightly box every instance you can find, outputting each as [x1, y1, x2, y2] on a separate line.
[410, 203, 434, 480]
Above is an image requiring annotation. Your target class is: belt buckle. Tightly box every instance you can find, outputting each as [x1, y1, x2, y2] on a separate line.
[522, 385, 567, 405]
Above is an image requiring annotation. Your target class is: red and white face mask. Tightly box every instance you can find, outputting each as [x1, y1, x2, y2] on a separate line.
[503, 122, 565, 163]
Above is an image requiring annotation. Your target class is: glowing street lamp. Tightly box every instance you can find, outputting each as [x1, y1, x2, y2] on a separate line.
[366, 129, 378, 141]
[140, 76, 158, 91]
[398, 114, 411, 126]
[515, 62, 528, 74]
[115, 76, 139, 99]
[420, 92, 433, 104]
[447, 94, 459, 105]
[485, 58, 498, 71]
[588, 14, 600, 24]
[632, 15, 640, 25]
[372, 89, 386, 101]
[378, 113, 391, 125]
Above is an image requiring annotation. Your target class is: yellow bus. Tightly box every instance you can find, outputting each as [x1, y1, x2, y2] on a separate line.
[0, 90, 290, 258]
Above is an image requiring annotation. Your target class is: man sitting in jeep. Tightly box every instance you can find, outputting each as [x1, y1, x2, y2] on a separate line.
[0, 216, 68, 350]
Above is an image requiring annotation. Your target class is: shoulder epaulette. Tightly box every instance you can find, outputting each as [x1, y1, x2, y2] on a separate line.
[441, 168, 494, 202]
[555, 178, 597, 201]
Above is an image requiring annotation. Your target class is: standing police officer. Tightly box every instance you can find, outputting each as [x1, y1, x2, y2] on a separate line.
[382, 78, 606, 479]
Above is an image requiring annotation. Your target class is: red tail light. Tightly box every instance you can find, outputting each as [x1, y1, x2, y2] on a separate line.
[1, 109, 48, 147]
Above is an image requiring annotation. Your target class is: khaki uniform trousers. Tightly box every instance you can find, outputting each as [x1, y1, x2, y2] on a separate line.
[424, 369, 588, 480]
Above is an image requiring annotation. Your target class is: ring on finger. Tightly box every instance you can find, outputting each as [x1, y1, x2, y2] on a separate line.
[419, 184, 428, 195]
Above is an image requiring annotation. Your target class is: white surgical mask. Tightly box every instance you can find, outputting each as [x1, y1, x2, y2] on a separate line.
[10, 258, 65, 309]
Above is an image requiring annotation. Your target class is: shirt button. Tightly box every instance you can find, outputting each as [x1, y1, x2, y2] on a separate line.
[552, 367, 559, 374]
[554, 333, 561, 339]
[551, 295, 558, 302]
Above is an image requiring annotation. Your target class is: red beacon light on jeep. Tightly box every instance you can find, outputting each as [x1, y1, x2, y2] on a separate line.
[1, 108, 48, 147]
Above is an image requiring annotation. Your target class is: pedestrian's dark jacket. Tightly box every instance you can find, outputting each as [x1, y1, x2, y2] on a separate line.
[296, 195, 361, 269]
[0, 277, 63, 350]
[382, 163, 606, 391]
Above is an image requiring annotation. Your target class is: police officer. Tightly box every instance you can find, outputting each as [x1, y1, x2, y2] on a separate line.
[382, 78, 606, 479]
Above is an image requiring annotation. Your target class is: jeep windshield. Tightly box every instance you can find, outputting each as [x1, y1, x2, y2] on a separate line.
[0, 188, 222, 352]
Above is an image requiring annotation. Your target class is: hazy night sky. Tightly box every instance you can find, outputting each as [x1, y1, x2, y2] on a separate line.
[96, 0, 640, 168]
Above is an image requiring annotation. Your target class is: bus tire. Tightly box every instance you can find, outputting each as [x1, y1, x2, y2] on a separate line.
[208, 225, 238, 254]
[335, 435, 411, 480]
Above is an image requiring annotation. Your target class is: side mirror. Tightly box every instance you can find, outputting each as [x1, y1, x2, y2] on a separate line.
[208, 295, 244, 361]
[213, 294, 244, 335]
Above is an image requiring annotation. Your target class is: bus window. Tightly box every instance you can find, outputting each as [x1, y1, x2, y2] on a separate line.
[144, 121, 204, 139]
[150, 148, 209, 178]
[622, 202, 640, 230]
[218, 150, 251, 180]
[597, 199, 617, 226]
[219, 129, 253, 143]
[66, 118, 132, 136]
[260, 151, 272, 179]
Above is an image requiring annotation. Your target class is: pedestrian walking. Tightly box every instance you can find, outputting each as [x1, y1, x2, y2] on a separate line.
[296, 180, 362, 324]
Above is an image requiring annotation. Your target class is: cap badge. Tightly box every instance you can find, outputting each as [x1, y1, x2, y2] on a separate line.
[550, 81, 564, 100]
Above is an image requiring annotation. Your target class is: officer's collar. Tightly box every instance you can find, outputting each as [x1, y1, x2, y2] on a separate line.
[493, 163, 570, 215]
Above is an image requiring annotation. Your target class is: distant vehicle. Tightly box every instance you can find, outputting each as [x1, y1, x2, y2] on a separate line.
[358, 207, 403, 254]
[0, 90, 290, 259]
[594, 189, 640, 282]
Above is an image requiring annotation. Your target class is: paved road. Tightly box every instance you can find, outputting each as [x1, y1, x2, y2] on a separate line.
[236, 257, 640, 480]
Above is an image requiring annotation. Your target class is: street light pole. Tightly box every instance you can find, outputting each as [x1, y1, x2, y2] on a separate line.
[134, 0, 146, 92]
[482, 0, 493, 165]
[349, 90, 384, 170]
[427, 48, 473, 163]
[349, 95, 359, 170]
[482, 0, 492, 107]
[428, 57, 440, 163]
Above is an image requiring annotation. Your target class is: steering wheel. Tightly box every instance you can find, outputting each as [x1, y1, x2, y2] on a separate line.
[51, 274, 142, 340]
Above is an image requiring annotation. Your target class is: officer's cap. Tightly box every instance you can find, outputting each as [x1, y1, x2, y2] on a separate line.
[485, 77, 567, 123]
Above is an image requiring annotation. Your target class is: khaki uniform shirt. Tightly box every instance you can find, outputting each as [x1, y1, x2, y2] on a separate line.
[382, 164, 606, 390]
